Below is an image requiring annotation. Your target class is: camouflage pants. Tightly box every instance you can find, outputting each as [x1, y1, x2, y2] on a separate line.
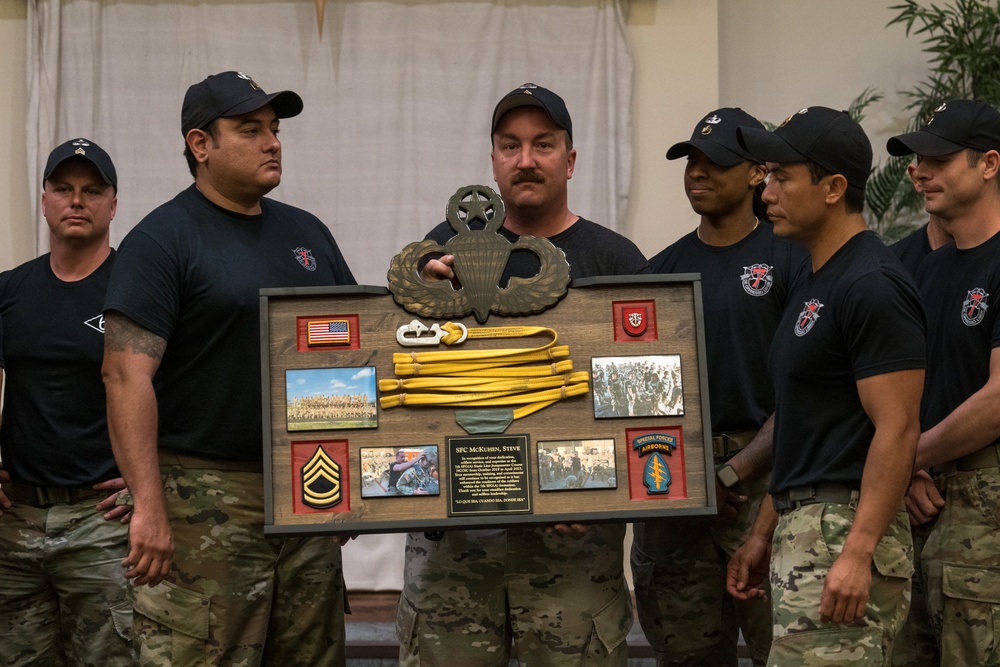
[397, 524, 632, 666]
[0, 499, 133, 667]
[131, 463, 346, 667]
[769, 503, 912, 666]
[889, 520, 939, 666]
[921, 467, 1000, 666]
[631, 470, 772, 667]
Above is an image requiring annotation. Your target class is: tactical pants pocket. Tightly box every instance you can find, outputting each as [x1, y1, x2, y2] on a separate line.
[110, 599, 133, 640]
[132, 580, 209, 667]
[586, 583, 632, 661]
[941, 563, 1000, 666]
[395, 591, 418, 648]
[769, 626, 884, 666]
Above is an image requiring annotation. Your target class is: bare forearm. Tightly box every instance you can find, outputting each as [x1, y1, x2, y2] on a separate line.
[105, 371, 163, 509]
[102, 311, 167, 510]
[728, 414, 774, 483]
[844, 425, 916, 561]
[845, 370, 922, 562]
[916, 381, 1000, 470]
[748, 493, 779, 540]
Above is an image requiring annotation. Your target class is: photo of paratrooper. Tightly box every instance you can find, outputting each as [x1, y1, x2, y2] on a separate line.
[359, 445, 440, 497]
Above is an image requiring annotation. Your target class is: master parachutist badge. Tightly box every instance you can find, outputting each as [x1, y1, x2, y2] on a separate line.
[387, 184, 571, 324]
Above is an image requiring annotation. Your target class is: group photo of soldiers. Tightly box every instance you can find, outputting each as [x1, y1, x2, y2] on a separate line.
[592, 354, 684, 419]
[537, 438, 617, 491]
[285, 366, 378, 430]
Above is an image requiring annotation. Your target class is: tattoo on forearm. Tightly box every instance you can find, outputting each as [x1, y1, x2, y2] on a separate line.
[104, 312, 166, 360]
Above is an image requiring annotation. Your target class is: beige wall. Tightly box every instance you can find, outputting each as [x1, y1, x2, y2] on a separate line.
[0, 0, 30, 270]
[719, 0, 930, 164]
[625, 0, 718, 257]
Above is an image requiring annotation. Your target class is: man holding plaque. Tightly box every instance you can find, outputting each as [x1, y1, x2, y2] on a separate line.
[727, 108, 925, 665]
[398, 84, 648, 666]
[102, 71, 356, 665]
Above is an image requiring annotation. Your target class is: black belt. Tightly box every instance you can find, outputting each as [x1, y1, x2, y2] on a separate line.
[711, 430, 756, 459]
[957, 442, 1000, 471]
[938, 442, 1000, 475]
[772, 483, 857, 513]
[1, 482, 106, 508]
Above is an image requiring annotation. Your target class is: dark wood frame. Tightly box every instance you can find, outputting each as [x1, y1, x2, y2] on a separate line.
[261, 275, 714, 536]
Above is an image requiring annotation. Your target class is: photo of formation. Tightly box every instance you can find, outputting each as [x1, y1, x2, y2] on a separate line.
[285, 366, 378, 431]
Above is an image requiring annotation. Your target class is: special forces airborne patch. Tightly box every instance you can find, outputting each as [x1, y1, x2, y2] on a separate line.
[625, 426, 686, 501]
[634, 433, 675, 494]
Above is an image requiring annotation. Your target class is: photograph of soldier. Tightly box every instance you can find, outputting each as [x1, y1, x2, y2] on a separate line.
[592, 354, 683, 418]
[537, 438, 617, 491]
[285, 366, 378, 430]
[360, 446, 440, 497]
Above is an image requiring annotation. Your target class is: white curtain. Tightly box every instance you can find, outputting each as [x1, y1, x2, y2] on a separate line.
[27, 0, 634, 286]
[26, 0, 633, 591]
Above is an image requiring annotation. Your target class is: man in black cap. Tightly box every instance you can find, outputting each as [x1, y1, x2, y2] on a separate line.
[632, 108, 807, 667]
[0, 138, 133, 665]
[102, 71, 356, 664]
[399, 83, 647, 667]
[886, 98, 1000, 667]
[726, 107, 926, 665]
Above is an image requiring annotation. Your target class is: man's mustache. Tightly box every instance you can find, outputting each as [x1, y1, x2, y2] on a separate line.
[512, 170, 544, 184]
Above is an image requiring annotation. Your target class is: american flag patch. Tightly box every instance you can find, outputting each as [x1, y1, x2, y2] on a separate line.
[307, 319, 350, 346]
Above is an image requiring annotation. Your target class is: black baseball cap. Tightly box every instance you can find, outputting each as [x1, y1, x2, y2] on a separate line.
[181, 71, 303, 136]
[886, 99, 1000, 157]
[491, 83, 572, 142]
[666, 107, 764, 167]
[43, 138, 117, 192]
[737, 106, 872, 189]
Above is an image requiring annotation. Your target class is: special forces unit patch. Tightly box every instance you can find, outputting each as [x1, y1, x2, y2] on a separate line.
[962, 288, 989, 326]
[294, 246, 317, 271]
[794, 298, 824, 336]
[633, 432, 677, 495]
[613, 300, 658, 342]
[623, 306, 648, 336]
[301, 445, 342, 509]
[741, 263, 774, 297]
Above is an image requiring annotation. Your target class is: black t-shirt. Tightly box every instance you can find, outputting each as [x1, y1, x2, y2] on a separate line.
[917, 228, 1000, 431]
[769, 231, 926, 492]
[0, 252, 120, 486]
[649, 223, 808, 432]
[104, 185, 356, 461]
[423, 217, 649, 282]
[890, 224, 932, 278]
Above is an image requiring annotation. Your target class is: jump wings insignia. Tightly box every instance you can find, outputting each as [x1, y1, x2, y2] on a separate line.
[301, 446, 342, 509]
[387, 184, 571, 324]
